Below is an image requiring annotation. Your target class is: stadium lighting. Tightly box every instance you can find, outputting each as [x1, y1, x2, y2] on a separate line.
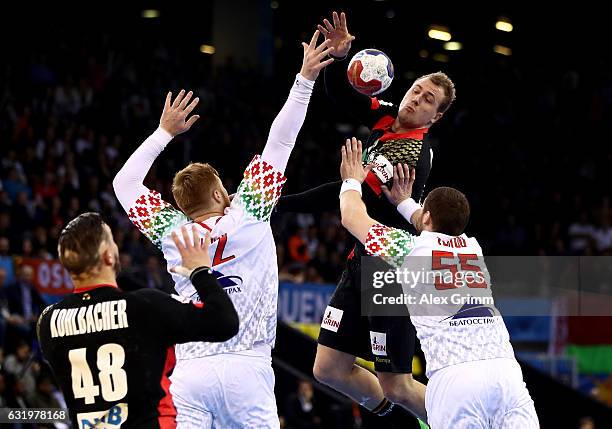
[493, 45, 512, 56]
[443, 41, 463, 51]
[270, 1, 279, 9]
[495, 18, 513, 32]
[200, 45, 216, 55]
[142, 9, 160, 19]
[428, 27, 452, 41]
[432, 53, 450, 63]
[419, 49, 429, 58]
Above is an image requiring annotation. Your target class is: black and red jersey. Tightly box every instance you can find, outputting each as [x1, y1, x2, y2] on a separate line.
[37, 270, 238, 429]
[277, 56, 432, 231]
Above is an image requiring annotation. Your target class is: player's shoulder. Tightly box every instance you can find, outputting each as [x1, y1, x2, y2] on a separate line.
[128, 288, 172, 303]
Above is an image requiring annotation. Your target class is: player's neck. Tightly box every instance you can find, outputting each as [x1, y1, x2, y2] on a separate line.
[72, 271, 118, 292]
[192, 209, 224, 223]
[391, 118, 429, 134]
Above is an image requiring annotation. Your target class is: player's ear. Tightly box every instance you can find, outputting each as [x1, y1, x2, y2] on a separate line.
[212, 189, 223, 204]
[430, 111, 443, 125]
[422, 211, 433, 230]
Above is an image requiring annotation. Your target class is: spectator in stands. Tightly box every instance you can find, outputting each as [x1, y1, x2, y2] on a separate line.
[593, 214, 612, 255]
[284, 380, 323, 429]
[3, 265, 45, 344]
[27, 374, 61, 409]
[3, 340, 39, 398]
[0, 237, 15, 285]
[288, 226, 310, 265]
[568, 211, 596, 255]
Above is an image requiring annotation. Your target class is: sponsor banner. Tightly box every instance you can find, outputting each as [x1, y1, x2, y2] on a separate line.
[21, 258, 73, 296]
[277, 282, 334, 324]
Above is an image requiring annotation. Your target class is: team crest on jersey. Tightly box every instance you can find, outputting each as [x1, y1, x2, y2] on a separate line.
[370, 331, 387, 356]
[321, 306, 343, 332]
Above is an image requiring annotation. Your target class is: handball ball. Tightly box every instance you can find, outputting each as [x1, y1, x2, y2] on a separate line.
[347, 49, 394, 96]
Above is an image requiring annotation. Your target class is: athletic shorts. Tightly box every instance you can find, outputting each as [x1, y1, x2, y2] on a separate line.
[317, 254, 417, 373]
[425, 358, 539, 429]
[170, 347, 279, 429]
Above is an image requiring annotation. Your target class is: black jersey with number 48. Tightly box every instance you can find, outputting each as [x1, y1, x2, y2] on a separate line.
[37, 270, 238, 429]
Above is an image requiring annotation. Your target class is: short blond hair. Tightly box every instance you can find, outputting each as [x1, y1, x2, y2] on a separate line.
[417, 71, 456, 113]
[172, 162, 220, 215]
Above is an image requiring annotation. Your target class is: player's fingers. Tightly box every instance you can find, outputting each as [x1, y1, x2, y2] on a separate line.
[171, 231, 185, 251]
[340, 12, 347, 30]
[202, 231, 212, 250]
[314, 37, 332, 54]
[341, 144, 347, 162]
[317, 46, 335, 61]
[381, 184, 392, 200]
[402, 164, 411, 181]
[349, 35, 356, 42]
[364, 164, 373, 174]
[308, 30, 320, 49]
[323, 19, 334, 33]
[350, 137, 359, 157]
[191, 225, 199, 248]
[396, 163, 405, 180]
[317, 25, 329, 37]
[332, 11, 341, 29]
[179, 91, 193, 110]
[172, 89, 185, 109]
[184, 97, 199, 115]
[410, 167, 416, 182]
[302, 42, 309, 53]
[316, 58, 335, 70]
[185, 115, 200, 130]
[164, 91, 172, 112]
[181, 226, 191, 250]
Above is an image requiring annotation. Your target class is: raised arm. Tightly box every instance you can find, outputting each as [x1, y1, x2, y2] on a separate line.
[319, 11, 385, 124]
[112, 91, 198, 247]
[339, 138, 417, 267]
[260, 30, 334, 173]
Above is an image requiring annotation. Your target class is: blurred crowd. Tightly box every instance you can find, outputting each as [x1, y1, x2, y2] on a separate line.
[1, 20, 612, 423]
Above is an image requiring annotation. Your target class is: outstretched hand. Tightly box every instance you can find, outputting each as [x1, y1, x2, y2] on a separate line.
[381, 164, 416, 206]
[317, 11, 355, 59]
[160, 90, 200, 137]
[340, 137, 372, 183]
[170, 225, 212, 278]
[300, 30, 335, 81]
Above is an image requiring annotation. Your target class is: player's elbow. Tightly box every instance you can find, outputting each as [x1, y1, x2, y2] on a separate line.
[341, 208, 359, 236]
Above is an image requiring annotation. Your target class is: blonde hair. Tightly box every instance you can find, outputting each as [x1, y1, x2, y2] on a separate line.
[171, 162, 220, 215]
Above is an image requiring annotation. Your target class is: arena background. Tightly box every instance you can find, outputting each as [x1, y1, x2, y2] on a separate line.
[1, 1, 611, 427]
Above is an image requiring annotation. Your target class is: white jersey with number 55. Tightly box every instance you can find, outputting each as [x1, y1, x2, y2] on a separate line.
[365, 225, 515, 377]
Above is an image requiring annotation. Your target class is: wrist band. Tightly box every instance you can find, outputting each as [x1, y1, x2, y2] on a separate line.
[189, 266, 212, 282]
[339, 178, 362, 198]
[397, 198, 421, 225]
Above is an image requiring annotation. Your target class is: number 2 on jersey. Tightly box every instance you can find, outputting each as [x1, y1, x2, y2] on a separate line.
[69, 343, 128, 404]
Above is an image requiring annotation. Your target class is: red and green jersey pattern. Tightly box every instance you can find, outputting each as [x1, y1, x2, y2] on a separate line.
[128, 190, 188, 249]
[365, 223, 416, 267]
[234, 155, 286, 222]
